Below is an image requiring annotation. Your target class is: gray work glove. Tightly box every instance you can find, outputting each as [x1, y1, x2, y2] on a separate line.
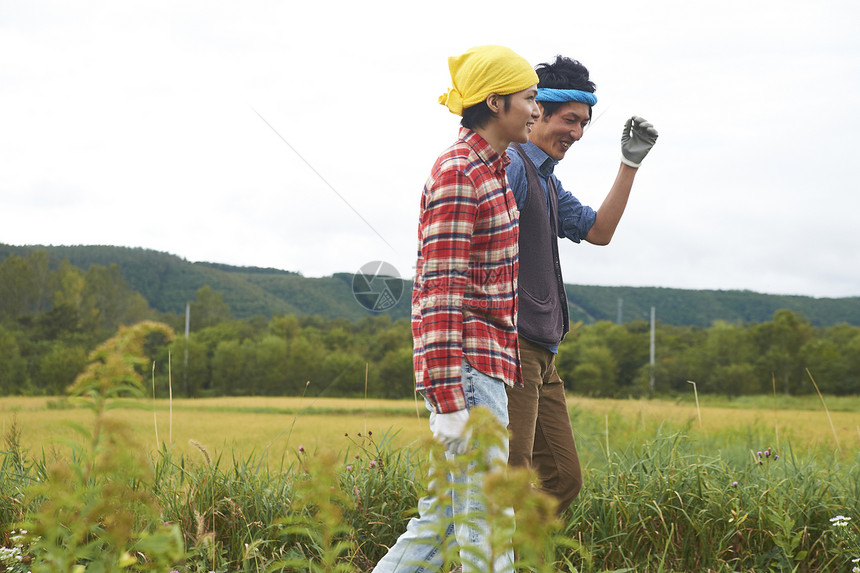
[620, 116, 659, 168]
[432, 409, 471, 454]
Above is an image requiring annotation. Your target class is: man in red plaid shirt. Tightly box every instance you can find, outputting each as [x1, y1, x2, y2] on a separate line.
[372, 45, 539, 573]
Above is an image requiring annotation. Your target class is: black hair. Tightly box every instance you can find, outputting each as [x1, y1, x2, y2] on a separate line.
[461, 94, 512, 130]
[535, 56, 596, 118]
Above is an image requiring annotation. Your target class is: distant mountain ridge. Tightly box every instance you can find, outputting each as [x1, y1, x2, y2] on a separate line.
[2, 243, 859, 327]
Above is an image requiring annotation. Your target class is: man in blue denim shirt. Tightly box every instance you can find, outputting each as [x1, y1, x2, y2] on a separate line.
[505, 55, 658, 514]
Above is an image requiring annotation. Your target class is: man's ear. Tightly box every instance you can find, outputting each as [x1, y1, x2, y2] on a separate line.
[485, 93, 502, 114]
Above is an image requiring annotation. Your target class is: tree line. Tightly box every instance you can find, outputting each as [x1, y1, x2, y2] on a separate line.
[1, 251, 858, 398]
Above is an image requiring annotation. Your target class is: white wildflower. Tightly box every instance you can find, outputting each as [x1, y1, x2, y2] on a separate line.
[830, 515, 852, 527]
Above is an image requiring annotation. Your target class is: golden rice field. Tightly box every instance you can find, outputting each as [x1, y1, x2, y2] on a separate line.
[1, 395, 858, 464]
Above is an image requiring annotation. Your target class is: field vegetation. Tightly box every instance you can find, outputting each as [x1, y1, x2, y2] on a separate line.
[2, 394, 859, 463]
[2, 373, 859, 571]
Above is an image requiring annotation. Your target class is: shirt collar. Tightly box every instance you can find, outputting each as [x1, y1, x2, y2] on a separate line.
[458, 127, 510, 174]
[521, 140, 557, 177]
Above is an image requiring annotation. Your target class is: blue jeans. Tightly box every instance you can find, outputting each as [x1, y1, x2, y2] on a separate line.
[372, 360, 514, 573]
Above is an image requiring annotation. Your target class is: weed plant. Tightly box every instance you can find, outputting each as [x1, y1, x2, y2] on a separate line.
[13, 322, 184, 571]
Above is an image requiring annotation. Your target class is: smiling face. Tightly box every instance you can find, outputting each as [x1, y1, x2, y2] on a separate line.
[494, 85, 541, 145]
[528, 101, 592, 161]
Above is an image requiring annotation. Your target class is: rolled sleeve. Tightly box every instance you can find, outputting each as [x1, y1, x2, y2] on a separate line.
[554, 174, 596, 242]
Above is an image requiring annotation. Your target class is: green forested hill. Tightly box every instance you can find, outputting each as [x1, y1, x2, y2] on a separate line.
[0, 244, 411, 321]
[565, 284, 860, 327]
[2, 243, 858, 327]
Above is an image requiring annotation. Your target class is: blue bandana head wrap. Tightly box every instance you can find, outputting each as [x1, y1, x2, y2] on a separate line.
[535, 88, 597, 106]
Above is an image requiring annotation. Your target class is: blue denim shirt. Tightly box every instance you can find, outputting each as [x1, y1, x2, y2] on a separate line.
[506, 141, 597, 243]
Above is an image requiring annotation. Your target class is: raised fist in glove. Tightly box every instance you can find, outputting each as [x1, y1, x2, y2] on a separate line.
[620, 116, 659, 168]
[432, 409, 471, 455]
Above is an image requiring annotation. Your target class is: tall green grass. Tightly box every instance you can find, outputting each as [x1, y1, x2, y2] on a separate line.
[2, 399, 859, 571]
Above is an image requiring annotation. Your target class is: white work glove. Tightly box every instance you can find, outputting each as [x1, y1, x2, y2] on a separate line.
[432, 409, 471, 455]
[620, 116, 659, 168]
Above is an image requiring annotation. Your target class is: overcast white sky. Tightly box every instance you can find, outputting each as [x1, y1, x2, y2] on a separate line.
[2, 0, 859, 299]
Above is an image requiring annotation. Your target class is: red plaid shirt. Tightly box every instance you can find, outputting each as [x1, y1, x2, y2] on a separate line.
[412, 127, 522, 414]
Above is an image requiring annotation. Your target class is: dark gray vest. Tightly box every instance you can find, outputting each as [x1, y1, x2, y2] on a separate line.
[512, 143, 570, 347]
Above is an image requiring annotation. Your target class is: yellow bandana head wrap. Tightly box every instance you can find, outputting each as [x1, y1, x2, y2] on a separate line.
[439, 45, 539, 116]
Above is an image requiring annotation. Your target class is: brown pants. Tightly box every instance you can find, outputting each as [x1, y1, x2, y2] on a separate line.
[506, 336, 582, 515]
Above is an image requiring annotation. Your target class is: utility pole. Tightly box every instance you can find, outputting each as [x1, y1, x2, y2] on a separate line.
[649, 306, 656, 396]
[184, 302, 190, 395]
[617, 297, 623, 324]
